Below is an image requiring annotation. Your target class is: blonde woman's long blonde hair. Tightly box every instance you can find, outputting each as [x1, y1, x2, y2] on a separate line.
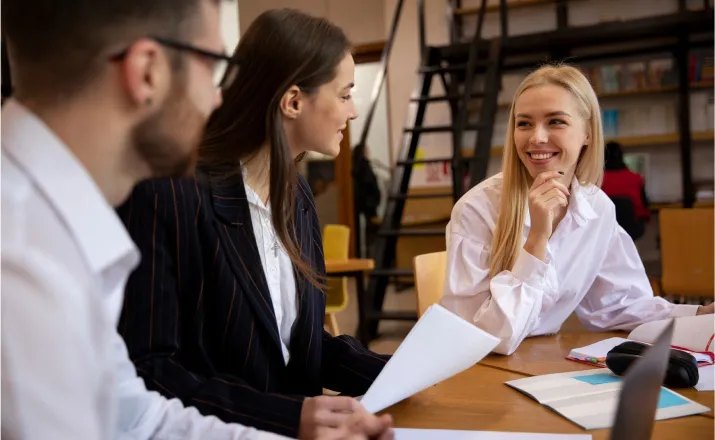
[488, 64, 605, 278]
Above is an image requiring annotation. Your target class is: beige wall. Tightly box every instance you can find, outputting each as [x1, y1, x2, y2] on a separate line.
[384, 0, 450, 186]
[236, 0, 444, 170]
[238, 0, 386, 45]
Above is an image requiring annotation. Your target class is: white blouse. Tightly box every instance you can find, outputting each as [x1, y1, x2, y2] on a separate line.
[244, 182, 298, 365]
[440, 172, 698, 355]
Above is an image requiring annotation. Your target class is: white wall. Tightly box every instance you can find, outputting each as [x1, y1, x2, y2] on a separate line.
[220, 1, 240, 51]
[350, 62, 392, 215]
[237, 0, 385, 46]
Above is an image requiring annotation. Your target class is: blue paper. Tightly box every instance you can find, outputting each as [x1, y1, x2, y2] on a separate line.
[658, 389, 689, 409]
[573, 373, 621, 385]
[572, 374, 689, 409]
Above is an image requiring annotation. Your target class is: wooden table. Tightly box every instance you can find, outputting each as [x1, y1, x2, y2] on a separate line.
[383, 364, 714, 439]
[325, 258, 374, 345]
[325, 259, 374, 274]
[380, 329, 714, 438]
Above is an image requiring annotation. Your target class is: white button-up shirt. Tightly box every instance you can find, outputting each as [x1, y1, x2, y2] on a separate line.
[244, 181, 298, 365]
[1, 100, 287, 440]
[441, 172, 698, 355]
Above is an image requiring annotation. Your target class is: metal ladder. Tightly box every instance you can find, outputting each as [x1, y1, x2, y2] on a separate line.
[357, 0, 507, 345]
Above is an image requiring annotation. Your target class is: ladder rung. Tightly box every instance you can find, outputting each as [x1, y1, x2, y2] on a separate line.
[388, 192, 453, 200]
[418, 62, 487, 74]
[410, 93, 485, 103]
[368, 311, 418, 321]
[370, 269, 414, 277]
[404, 123, 484, 134]
[378, 229, 445, 237]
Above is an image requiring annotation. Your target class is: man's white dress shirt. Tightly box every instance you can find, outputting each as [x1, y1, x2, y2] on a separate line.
[1, 100, 288, 440]
[441, 172, 699, 355]
[244, 180, 298, 365]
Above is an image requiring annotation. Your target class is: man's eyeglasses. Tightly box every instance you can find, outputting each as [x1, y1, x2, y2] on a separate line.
[111, 36, 240, 88]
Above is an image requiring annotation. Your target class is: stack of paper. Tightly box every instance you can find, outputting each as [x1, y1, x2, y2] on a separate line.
[359, 304, 501, 413]
[505, 368, 710, 430]
[695, 365, 715, 391]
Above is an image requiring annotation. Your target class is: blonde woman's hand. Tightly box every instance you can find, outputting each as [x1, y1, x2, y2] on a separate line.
[524, 171, 570, 261]
[696, 303, 714, 315]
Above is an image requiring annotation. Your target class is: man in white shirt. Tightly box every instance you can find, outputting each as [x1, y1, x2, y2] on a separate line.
[1, 0, 393, 439]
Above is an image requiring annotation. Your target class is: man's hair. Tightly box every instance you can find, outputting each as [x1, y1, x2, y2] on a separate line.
[2, 0, 205, 102]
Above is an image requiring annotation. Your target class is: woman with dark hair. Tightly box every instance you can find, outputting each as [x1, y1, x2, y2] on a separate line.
[601, 141, 650, 240]
[116, 9, 392, 440]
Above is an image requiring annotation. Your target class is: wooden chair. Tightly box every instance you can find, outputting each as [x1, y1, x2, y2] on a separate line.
[659, 208, 714, 300]
[413, 251, 447, 318]
[323, 224, 350, 335]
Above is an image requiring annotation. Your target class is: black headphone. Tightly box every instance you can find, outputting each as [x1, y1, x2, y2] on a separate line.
[606, 341, 700, 388]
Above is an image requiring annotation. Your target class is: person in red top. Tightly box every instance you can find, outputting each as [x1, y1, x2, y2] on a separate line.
[602, 141, 650, 240]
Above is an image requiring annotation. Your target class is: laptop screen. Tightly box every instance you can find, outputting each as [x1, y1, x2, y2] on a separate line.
[610, 319, 674, 440]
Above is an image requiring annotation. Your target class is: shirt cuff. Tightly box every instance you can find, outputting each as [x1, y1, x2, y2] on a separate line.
[511, 247, 549, 285]
[669, 304, 700, 318]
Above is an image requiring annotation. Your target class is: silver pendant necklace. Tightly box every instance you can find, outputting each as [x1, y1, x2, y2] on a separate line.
[260, 211, 280, 258]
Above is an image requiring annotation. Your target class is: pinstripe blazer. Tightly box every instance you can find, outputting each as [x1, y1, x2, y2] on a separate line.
[116, 172, 389, 438]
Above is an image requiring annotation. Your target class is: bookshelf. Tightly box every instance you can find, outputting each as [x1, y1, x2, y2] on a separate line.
[462, 130, 715, 157]
[493, 81, 713, 109]
[468, 45, 714, 206]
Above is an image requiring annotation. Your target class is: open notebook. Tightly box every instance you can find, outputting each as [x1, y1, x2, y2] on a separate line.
[567, 315, 715, 367]
[505, 368, 710, 430]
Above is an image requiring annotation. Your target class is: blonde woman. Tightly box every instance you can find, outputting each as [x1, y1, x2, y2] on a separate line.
[440, 64, 713, 355]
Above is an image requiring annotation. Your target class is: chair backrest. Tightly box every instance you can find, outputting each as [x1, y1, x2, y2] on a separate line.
[323, 224, 350, 309]
[413, 251, 447, 318]
[659, 208, 714, 297]
[323, 224, 350, 260]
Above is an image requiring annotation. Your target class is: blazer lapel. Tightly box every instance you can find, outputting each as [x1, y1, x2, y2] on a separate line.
[286, 180, 322, 374]
[203, 172, 283, 353]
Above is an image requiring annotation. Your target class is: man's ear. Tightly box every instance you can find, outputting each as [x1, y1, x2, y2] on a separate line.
[280, 85, 302, 120]
[119, 38, 170, 108]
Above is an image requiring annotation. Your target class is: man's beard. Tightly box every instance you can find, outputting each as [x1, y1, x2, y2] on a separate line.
[132, 83, 206, 178]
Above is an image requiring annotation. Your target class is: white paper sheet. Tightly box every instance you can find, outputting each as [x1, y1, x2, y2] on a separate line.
[628, 315, 715, 353]
[393, 429, 590, 439]
[359, 304, 500, 413]
[695, 365, 715, 391]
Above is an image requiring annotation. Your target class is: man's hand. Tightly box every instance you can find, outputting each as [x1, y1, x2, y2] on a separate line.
[696, 303, 714, 315]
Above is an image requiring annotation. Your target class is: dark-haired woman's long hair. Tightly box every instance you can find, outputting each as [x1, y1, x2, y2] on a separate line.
[198, 8, 351, 288]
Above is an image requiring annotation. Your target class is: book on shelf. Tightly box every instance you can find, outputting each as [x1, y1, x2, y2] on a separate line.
[690, 51, 714, 84]
[582, 56, 714, 95]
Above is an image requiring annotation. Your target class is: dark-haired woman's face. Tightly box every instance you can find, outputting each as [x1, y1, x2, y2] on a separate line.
[290, 54, 358, 157]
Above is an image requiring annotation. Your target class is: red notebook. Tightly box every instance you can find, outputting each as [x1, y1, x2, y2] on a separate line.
[567, 315, 714, 368]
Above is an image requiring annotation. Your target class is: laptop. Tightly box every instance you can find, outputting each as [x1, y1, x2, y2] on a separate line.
[610, 319, 675, 440]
